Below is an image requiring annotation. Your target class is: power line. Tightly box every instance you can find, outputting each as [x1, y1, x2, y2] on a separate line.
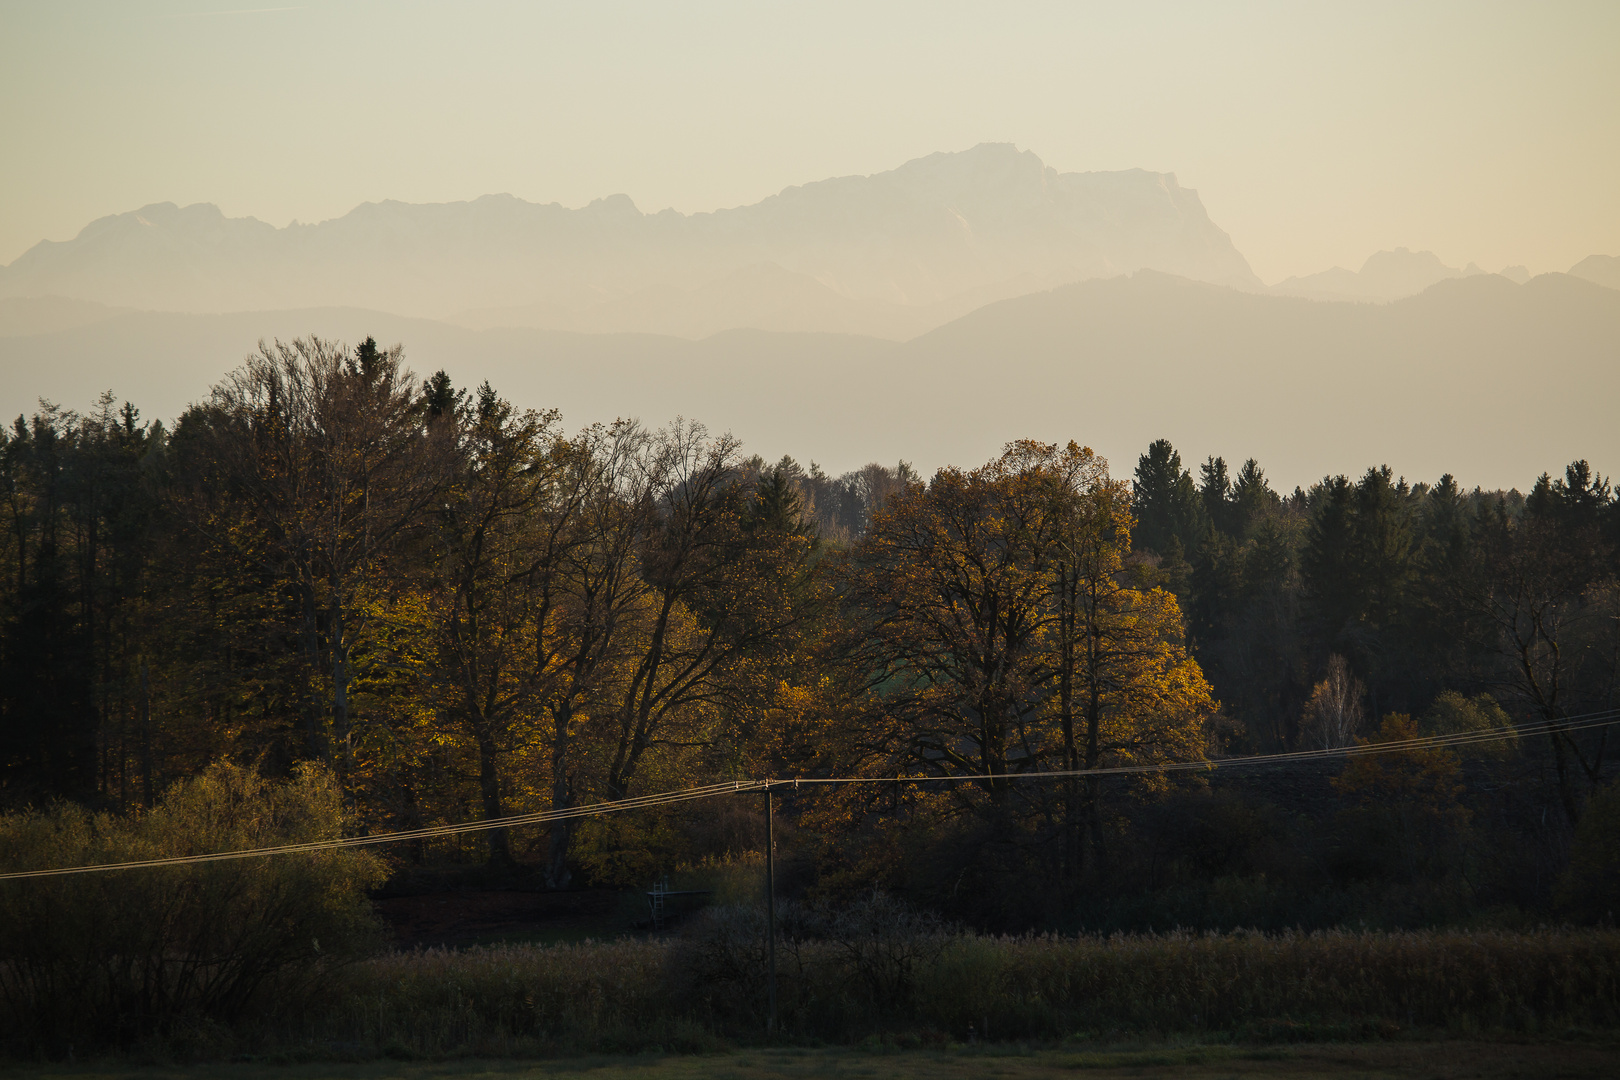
[0, 780, 765, 881]
[788, 709, 1620, 788]
[1, 709, 1614, 883]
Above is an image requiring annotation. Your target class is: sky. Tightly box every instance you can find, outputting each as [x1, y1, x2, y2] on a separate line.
[1, 1, 1616, 284]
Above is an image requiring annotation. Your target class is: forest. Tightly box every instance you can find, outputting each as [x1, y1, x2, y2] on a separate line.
[1, 335, 1617, 938]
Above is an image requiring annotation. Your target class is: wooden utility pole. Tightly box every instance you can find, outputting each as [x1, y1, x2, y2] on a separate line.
[764, 783, 778, 1035]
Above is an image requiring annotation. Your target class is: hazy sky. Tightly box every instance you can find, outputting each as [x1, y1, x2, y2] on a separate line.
[2, 1, 1616, 283]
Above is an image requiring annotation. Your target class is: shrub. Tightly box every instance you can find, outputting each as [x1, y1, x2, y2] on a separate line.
[0, 762, 385, 1054]
[670, 903, 775, 1027]
[1422, 691, 1517, 758]
[666, 893, 947, 1037]
[825, 891, 948, 1018]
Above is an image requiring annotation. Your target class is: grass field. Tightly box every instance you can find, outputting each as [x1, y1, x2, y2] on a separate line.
[7, 925, 1618, 1063]
[4, 1041, 1617, 1080]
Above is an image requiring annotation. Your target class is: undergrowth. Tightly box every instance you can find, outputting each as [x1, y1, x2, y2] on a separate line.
[278, 912, 1620, 1058]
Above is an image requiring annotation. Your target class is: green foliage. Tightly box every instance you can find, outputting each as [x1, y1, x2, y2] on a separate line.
[1422, 691, 1516, 757]
[1302, 468, 1418, 673]
[0, 762, 385, 1053]
[1198, 456, 1234, 536]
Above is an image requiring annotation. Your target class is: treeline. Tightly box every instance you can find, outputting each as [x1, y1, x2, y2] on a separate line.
[1132, 441, 1617, 820]
[1, 336, 1616, 928]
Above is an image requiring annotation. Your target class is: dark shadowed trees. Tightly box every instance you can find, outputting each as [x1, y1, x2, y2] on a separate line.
[1132, 439, 1204, 560]
[167, 337, 451, 786]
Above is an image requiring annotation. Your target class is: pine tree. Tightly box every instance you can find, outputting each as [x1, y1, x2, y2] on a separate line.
[1132, 439, 1204, 557]
[1199, 455, 1238, 537]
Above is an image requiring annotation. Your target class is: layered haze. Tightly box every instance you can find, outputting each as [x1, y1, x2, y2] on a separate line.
[3, 269, 1614, 493]
[0, 145, 1258, 339]
[1, 140, 1615, 492]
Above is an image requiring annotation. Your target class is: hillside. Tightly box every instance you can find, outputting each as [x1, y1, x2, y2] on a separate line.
[1570, 254, 1620, 291]
[3, 271, 1614, 491]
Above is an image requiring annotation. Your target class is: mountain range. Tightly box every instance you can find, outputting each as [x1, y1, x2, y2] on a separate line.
[3, 143, 1614, 338]
[1269, 248, 1492, 302]
[1, 145, 1615, 488]
[0, 145, 1262, 340]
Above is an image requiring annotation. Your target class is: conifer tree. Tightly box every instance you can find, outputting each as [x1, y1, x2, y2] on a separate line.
[1132, 438, 1204, 557]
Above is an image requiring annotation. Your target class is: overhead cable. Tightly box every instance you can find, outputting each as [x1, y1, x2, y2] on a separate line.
[1, 709, 1613, 882]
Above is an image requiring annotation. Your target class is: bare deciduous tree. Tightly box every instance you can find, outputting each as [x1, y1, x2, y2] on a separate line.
[1301, 653, 1366, 749]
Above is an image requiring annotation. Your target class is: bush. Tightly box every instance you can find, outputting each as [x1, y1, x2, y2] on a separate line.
[825, 891, 948, 1018]
[670, 903, 776, 1028]
[0, 762, 385, 1054]
[1422, 691, 1517, 758]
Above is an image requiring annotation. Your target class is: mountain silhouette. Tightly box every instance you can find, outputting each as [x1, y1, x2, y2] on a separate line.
[1569, 254, 1620, 291]
[0, 145, 1259, 337]
[1269, 247, 1491, 302]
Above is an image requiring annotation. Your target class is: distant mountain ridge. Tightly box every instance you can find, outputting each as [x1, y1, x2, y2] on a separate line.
[3, 271, 1614, 493]
[0, 145, 1260, 337]
[1269, 247, 1493, 302]
[1569, 254, 1620, 291]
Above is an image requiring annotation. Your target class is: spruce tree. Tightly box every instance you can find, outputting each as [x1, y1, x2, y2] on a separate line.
[1132, 439, 1204, 556]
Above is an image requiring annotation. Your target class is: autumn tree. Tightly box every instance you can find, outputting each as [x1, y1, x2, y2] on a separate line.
[1045, 453, 1214, 877]
[1334, 713, 1472, 884]
[604, 424, 817, 801]
[841, 446, 1060, 805]
[525, 420, 659, 886]
[840, 440, 1215, 881]
[1300, 654, 1366, 749]
[407, 381, 562, 864]
[167, 337, 450, 785]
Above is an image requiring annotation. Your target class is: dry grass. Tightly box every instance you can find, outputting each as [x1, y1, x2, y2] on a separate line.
[919, 927, 1620, 1038]
[276, 924, 1620, 1056]
[5, 916, 1615, 1062]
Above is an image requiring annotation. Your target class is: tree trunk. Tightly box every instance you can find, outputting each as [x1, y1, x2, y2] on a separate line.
[138, 660, 153, 809]
[474, 724, 512, 865]
[545, 708, 575, 889]
[1082, 687, 1104, 881]
[298, 556, 328, 762]
[329, 579, 350, 782]
[1057, 671, 1079, 876]
[1549, 729, 1583, 826]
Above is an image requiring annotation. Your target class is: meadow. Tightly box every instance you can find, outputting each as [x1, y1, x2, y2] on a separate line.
[5, 766, 1619, 1065]
[268, 921, 1620, 1057]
